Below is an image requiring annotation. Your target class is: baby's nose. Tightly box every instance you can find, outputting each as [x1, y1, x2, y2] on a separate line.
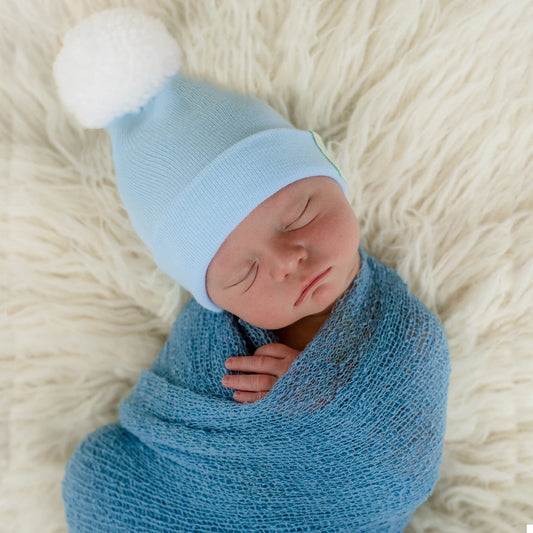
[269, 241, 307, 281]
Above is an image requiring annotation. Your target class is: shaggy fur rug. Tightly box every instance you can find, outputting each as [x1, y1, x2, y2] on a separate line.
[2, 1, 532, 531]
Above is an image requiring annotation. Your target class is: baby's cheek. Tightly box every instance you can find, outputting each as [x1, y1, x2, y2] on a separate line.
[318, 216, 349, 252]
[333, 210, 359, 249]
[236, 293, 281, 330]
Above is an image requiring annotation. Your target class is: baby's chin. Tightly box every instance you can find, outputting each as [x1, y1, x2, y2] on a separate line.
[235, 312, 300, 331]
[245, 300, 336, 332]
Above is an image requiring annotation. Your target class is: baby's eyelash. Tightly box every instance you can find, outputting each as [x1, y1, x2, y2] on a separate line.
[240, 264, 254, 283]
[242, 263, 257, 291]
[286, 198, 310, 229]
[227, 262, 253, 288]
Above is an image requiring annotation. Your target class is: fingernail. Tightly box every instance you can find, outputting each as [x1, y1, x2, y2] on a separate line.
[222, 376, 229, 385]
[225, 358, 234, 368]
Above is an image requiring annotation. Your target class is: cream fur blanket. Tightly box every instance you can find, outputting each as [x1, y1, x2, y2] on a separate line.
[1, 1, 532, 532]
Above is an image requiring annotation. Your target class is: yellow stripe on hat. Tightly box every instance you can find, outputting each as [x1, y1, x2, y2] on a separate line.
[310, 131, 347, 185]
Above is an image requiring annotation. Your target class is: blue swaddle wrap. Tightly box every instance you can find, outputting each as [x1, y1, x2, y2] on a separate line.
[62, 246, 450, 532]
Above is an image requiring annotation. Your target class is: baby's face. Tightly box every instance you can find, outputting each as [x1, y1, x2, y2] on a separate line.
[206, 176, 360, 330]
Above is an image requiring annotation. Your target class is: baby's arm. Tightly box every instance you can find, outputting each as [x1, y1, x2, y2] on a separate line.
[221, 343, 301, 403]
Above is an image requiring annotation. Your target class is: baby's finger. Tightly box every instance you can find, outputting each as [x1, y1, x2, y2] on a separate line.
[233, 390, 268, 404]
[225, 354, 287, 376]
[222, 373, 277, 392]
[254, 343, 299, 359]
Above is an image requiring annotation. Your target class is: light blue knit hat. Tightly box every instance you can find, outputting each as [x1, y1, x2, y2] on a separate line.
[53, 8, 347, 312]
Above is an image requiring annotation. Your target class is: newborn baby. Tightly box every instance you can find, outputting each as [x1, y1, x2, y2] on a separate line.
[54, 8, 450, 532]
[207, 174, 360, 403]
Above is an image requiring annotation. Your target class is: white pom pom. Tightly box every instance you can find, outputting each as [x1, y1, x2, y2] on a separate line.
[53, 8, 182, 129]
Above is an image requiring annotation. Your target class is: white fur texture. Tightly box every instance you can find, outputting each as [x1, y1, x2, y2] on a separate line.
[53, 8, 182, 128]
[1, 1, 532, 532]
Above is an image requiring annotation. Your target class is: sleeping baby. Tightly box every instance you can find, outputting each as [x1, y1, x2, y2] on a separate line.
[54, 8, 450, 532]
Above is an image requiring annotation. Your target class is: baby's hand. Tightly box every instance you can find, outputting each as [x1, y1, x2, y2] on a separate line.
[222, 343, 301, 403]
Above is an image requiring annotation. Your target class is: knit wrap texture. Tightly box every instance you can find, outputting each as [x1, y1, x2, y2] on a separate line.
[62, 246, 451, 532]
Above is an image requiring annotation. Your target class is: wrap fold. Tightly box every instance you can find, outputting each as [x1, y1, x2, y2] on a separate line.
[63, 246, 450, 532]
